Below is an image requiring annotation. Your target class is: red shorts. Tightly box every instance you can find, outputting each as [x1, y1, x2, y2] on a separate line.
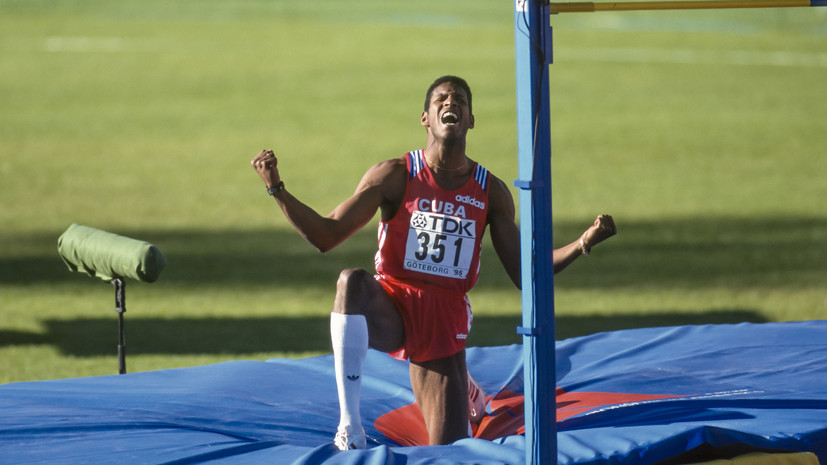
[375, 275, 472, 363]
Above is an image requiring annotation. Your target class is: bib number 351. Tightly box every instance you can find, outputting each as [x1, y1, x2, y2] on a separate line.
[404, 211, 476, 279]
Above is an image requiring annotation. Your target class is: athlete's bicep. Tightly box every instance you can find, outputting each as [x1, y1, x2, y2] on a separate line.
[327, 158, 406, 235]
[487, 176, 521, 288]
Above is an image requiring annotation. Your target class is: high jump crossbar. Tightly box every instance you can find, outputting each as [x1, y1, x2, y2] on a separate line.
[549, 0, 826, 13]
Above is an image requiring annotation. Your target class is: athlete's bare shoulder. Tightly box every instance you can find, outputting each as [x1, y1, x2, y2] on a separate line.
[369, 156, 407, 178]
[486, 172, 516, 222]
[359, 156, 406, 190]
[356, 156, 407, 220]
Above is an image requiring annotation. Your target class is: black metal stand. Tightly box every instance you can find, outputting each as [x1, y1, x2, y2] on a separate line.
[112, 278, 127, 374]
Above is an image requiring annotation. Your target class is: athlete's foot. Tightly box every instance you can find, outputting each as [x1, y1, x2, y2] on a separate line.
[334, 425, 367, 450]
[468, 373, 486, 424]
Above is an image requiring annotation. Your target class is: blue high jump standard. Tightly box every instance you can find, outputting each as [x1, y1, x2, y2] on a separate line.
[514, 1, 556, 464]
[512, 0, 826, 463]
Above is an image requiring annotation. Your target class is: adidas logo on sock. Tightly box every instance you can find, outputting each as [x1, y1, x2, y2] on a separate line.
[347, 375, 360, 381]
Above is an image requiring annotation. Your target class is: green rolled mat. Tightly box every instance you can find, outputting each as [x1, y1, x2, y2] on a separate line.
[57, 224, 166, 283]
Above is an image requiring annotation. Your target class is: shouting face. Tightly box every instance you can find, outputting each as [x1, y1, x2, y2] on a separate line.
[421, 82, 475, 143]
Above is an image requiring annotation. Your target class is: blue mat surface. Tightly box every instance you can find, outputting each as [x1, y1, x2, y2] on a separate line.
[1, 321, 826, 464]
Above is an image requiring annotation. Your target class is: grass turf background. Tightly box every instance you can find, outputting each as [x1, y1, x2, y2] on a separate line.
[1, 0, 825, 383]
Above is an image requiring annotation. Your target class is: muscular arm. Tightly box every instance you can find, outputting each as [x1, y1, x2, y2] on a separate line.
[486, 174, 617, 289]
[550, 214, 617, 274]
[487, 176, 522, 288]
[252, 150, 405, 253]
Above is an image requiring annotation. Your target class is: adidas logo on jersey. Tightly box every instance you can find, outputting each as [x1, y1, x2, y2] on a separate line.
[455, 194, 485, 210]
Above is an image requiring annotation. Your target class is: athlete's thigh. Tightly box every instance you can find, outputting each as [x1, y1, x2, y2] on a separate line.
[334, 268, 404, 352]
[363, 278, 405, 352]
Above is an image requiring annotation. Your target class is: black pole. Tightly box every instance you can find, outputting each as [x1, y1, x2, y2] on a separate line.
[112, 278, 126, 374]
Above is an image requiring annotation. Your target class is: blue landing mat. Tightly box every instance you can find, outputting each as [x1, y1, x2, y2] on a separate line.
[1, 321, 826, 464]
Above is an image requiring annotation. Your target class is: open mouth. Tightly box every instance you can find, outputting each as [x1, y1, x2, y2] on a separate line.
[441, 111, 459, 125]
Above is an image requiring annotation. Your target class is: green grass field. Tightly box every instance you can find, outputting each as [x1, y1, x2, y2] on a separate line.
[1, 0, 825, 384]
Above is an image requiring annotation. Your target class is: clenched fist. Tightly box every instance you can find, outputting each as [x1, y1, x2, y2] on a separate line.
[581, 214, 617, 253]
[251, 149, 281, 190]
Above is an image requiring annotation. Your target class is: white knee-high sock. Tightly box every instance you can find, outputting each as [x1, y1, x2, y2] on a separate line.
[330, 312, 368, 430]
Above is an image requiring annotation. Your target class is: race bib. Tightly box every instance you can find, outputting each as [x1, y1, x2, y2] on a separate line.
[404, 210, 476, 279]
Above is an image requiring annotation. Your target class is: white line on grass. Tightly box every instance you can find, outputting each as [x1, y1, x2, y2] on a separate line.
[43, 36, 161, 53]
[559, 47, 827, 68]
[45, 37, 126, 53]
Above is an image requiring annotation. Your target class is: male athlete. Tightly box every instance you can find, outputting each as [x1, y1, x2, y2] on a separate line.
[251, 75, 616, 450]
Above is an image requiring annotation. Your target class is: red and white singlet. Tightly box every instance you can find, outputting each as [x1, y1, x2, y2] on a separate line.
[375, 150, 490, 294]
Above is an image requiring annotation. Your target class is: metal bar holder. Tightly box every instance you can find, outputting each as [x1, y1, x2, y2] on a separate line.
[112, 278, 127, 374]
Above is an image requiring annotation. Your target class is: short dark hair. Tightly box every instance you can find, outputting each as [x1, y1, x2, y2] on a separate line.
[424, 75, 473, 113]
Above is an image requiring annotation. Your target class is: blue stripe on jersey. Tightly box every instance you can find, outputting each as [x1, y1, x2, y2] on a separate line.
[408, 150, 425, 179]
[410, 149, 489, 191]
[474, 164, 490, 192]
